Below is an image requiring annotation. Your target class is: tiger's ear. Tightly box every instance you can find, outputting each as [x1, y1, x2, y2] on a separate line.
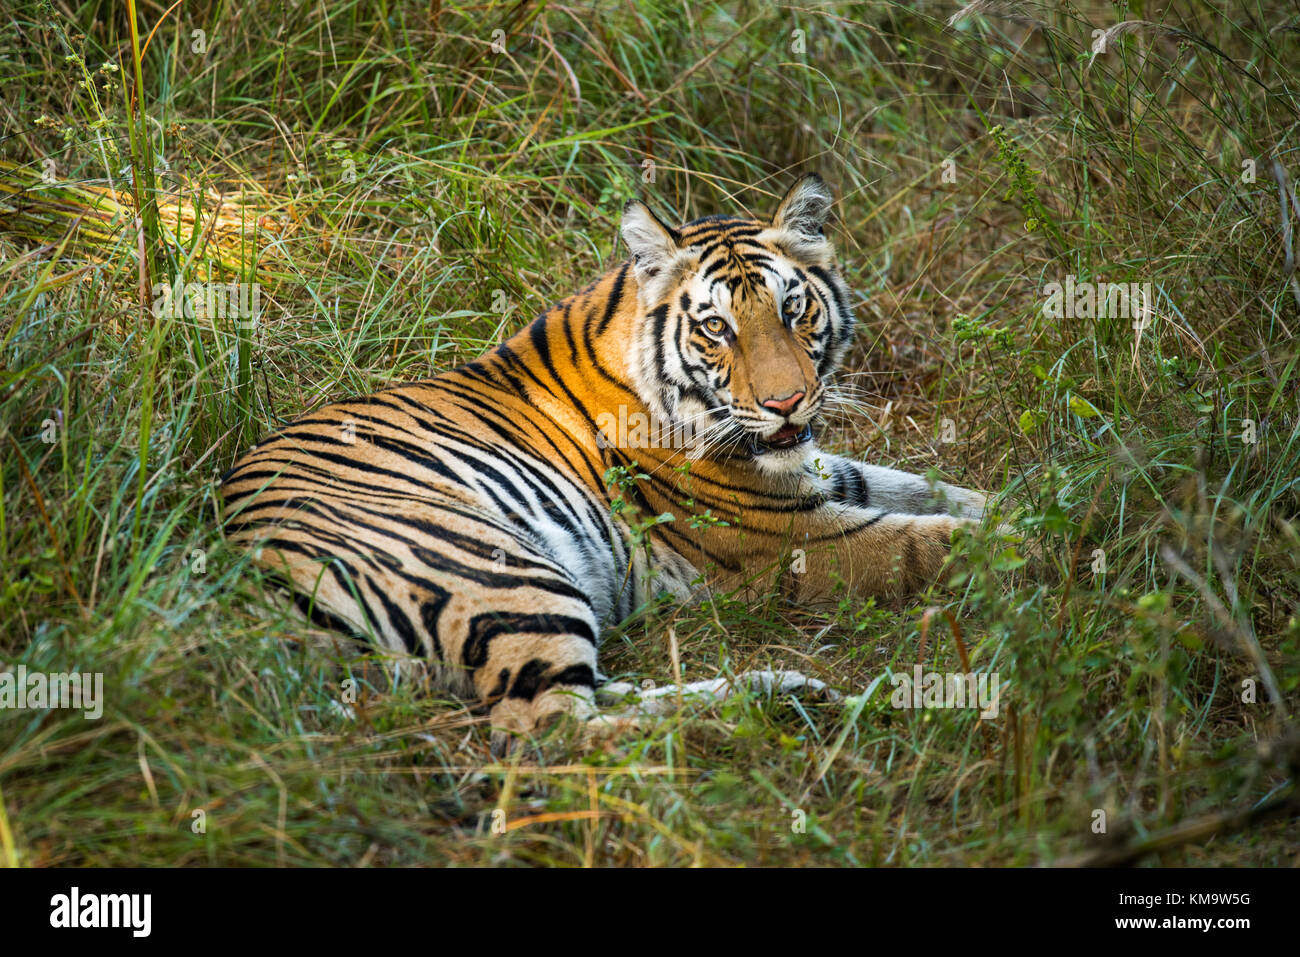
[771, 173, 833, 241]
[621, 200, 683, 295]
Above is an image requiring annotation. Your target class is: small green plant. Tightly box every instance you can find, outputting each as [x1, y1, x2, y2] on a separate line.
[604, 462, 675, 555]
[986, 123, 1066, 253]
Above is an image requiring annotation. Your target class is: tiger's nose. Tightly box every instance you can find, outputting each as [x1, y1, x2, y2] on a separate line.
[761, 391, 805, 418]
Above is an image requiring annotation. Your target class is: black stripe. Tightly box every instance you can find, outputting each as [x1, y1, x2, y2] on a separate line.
[508, 658, 552, 700]
[418, 583, 452, 661]
[371, 582, 422, 655]
[551, 664, 596, 689]
[527, 316, 596, 425]
[462, 612, 596, 670]
[595, 263, 629, 335]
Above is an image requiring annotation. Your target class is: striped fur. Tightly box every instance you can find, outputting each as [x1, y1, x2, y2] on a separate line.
[221, 175, 986, 741]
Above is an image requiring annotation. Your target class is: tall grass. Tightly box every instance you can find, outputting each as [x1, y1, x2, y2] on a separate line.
[0, 0, 1297, 865]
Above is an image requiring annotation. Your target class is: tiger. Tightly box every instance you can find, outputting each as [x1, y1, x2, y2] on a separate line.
[220, 174, 987, 746]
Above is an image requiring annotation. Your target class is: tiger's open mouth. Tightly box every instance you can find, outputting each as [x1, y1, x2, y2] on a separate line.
[746, 422, 813, 455]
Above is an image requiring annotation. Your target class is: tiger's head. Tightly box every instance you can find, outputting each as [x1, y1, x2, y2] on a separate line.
[619, 174, 855, 475]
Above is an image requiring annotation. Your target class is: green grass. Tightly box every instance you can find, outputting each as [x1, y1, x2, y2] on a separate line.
[1, 0, 1298, 866]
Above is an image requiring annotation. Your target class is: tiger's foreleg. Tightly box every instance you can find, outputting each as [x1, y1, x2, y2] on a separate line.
[769, 504, 977, 602]
[816, 455, 987, 520]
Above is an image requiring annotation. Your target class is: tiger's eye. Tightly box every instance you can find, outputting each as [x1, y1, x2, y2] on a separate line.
[782, 294, 805, 321]
[702, 316, 727, 337]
